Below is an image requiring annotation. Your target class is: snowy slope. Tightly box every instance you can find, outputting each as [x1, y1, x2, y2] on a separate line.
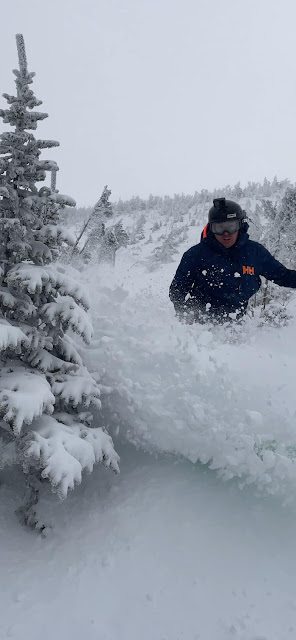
[2, 212, 296, 639]
[1, 447, 296, 640]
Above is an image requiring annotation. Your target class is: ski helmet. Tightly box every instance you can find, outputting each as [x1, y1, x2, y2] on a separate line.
[208, 198, 245, 223]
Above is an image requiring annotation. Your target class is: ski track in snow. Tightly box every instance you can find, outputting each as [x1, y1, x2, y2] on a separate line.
[2, 223, 296, 639]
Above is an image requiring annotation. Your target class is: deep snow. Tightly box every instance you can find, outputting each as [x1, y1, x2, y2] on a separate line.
[2, 216, 296, 639]
[1, 446, 296, 640]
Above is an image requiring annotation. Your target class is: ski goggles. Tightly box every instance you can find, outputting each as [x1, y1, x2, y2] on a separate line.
[210, 219, 240, 235]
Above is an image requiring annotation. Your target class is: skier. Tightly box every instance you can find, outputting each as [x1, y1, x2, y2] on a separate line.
[169, 197, 296, 323]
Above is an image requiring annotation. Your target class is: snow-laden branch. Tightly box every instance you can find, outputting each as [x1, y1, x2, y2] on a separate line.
[0, 320, 29, 352]
[54, 271, 89, 309]
[0, 437, 17, 468]
[18, 414, 120, 498]
[7, 263, 54, 294]
[0, 363, 55, 434]
[0, 288, 36, 318]
[38, 160, 59, 172]
[56, 336, 82, 366]
[50, 367, 101, 409]
[34, 224, 76, 246]
[27, 348, 78, 374]
[49, 193, 76, 207]
[29, 240, 52, 263]
[6, 264, 90, 309]
[41, 296, 92, 343]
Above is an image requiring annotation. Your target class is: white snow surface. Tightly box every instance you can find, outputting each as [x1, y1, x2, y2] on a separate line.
[2, 448, 296, 640]
[2, 220, 296, 639]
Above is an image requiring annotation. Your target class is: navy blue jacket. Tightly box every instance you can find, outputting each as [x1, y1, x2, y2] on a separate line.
[169, 223, 296, 321]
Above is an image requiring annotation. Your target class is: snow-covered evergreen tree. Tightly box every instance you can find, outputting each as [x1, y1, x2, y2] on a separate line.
[262, 177, 272, 197]
[232, 181, 243, 199]
[151, 221, 161, 232]
[148, 226, 188, 270]
[261, 199, 277, 221]
[265, 188, 296, 265]
[130, 212, 146, 244]
[248, 203, 263, 242]
[78, 186, 113, 262]
[99, 220, 129, 265]
[0, 35, 119, 528]
[258, 187, 296, 325]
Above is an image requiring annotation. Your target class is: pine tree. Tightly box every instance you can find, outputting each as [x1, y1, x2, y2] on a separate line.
[261, 199, 277, 221]
[99, 220, 129, 265]
[0, 35, 119, 528]
[262, 177, 271, 197]
[130, 212, 146, 244]
[264, 188, 296, 266]
[248, 203, 263, 242]
[232, 181, 243, 199]
[258, 187, 296, 325]
[148, 226, 188, 270]
[75, 186, 113, 261]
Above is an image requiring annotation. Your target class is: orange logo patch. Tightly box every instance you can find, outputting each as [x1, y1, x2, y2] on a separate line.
[242, 266, 254, 275]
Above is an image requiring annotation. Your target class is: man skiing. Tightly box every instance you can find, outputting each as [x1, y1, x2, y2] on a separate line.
[169, 197, 296, 323]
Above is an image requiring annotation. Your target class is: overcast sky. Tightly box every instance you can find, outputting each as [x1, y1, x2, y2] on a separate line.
[1, 0, 296, 206]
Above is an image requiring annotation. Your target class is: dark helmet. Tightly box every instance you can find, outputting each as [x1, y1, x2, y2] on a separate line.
[208, 198, 245, 223]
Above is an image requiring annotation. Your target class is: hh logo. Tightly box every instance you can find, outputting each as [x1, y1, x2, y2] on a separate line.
[243, 265, 254, 275]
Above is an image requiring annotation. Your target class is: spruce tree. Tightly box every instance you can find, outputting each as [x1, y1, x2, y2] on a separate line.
[73, 185, 113, 261]
[258, 188, 296, 325]
[0, 35, 119, 528]
[99, 220, 129, 265]
[263, 188, 296, 266]
[261, 199, 277, 222]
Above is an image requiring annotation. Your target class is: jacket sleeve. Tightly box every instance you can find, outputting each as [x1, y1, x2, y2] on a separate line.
[258, 245, 296, 288]
[169, 250, 196, 312]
